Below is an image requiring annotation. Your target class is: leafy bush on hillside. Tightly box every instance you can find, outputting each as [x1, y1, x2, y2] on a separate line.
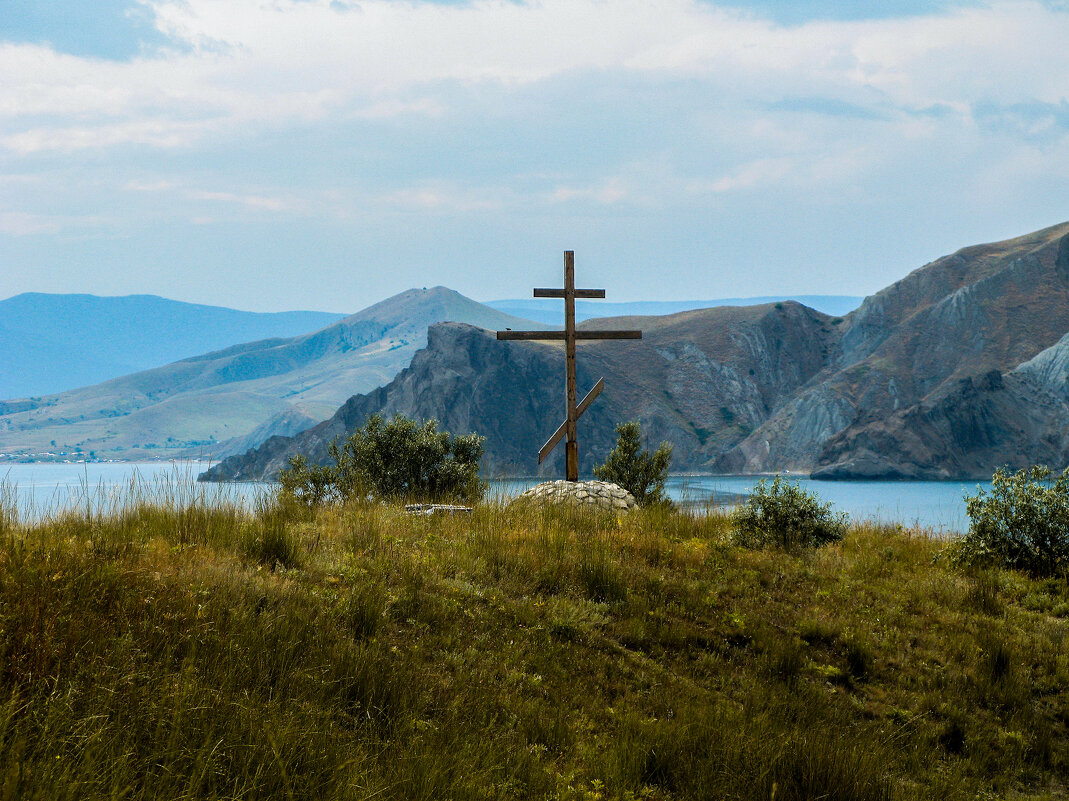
[278, 413, 484, 505]
[959, 466, 1069, 576]
[593, 421, 673, 507]
[278, 454, 337, 507]
[732, 476, 848, 549]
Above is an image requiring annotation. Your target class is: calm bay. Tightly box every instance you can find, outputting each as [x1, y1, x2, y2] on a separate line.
[0, 461, 987, 534]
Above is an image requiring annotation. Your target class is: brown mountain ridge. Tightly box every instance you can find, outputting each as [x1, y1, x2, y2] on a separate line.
[201, 220, 1069, 482]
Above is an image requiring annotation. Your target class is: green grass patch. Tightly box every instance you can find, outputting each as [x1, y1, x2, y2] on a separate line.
[0, 489, 1066, 799]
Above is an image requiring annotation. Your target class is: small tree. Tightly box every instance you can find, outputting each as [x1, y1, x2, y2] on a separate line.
[959, 466, 1069, 576]
[593, 421, 673, 507]
[277, 454, 337, 509]
[732, 476, 847, 550]
[278, 413, 484, 506]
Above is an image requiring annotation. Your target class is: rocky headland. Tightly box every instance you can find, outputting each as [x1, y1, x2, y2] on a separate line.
[203, 221, 1069, 482]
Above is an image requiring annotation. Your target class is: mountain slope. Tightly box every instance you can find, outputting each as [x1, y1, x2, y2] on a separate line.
[201, 301, 838, 480]
[203, 221, 1069, 482]
[0, 293, 346, 399]
[811, 331, 1069, 479]
[714, 221, 1069, 475]
[0, 288, 546, 460]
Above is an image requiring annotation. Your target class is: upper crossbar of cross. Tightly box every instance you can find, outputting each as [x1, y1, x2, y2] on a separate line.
[496, 251, 641, 481]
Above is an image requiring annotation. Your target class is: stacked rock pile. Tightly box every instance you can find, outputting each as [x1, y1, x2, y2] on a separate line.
[512, 480, 638, 512]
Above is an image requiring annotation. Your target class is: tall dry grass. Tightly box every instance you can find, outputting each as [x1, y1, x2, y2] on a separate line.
[0, 479, 1066, 799]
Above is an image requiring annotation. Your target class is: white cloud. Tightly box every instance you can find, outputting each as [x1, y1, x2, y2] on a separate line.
[0, 1, 1066, 155]
[552, 178, 628, 205]
[0, 211, 107, 236]
[124, 179, 176, 192]
[381, 183, 504, 213]
[188, 189, 291, 212]
[0, 212, 61, 236]
[3, 0, 1069, 309]
[704, 158, 794, 193]
[121, 178, 302, 214]
[1, 119, 212, 154]
[349, 98, 445, 120]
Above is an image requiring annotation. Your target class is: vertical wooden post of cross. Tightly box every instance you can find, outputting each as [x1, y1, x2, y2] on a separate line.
[563, 251, 579, 481]
[496, 252, 641, 481]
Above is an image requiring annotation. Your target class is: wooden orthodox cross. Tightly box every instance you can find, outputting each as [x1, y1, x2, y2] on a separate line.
[496, 251, 642, 481]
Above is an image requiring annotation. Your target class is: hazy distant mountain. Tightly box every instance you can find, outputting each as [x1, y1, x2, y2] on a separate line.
[0, 293, 345, 399]
[0, 288, 546, 461]
[205, 221, 1069, 482]
[485, 295, 863, 326]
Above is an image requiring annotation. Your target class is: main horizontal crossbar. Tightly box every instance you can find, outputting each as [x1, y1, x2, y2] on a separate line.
[496, 330, 642, 341]
[533, 288, 606, 299]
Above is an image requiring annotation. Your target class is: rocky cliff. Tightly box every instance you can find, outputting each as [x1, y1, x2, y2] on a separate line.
[203, 221, 1069, 482]
[812, 332, 1069, 479]
[201, 300, 837, 481]
[716, 221, 1069, 477]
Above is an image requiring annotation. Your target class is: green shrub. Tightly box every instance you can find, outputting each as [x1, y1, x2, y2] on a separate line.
[732, 476, 847, 549]
[959, 466, 1069, 577]
[277, 413, 485, 506]
[593, 421, 673, 507]
[278, 453, 337, 508]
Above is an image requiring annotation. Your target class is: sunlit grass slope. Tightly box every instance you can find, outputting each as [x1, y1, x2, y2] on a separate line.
[1, 486, 1067, 799]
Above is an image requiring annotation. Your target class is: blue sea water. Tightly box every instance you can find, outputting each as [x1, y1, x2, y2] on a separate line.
[491, 474, 988, 534]
[0, 462, 989, 534]
[0, 462, 262, 520]
[666, 474, 988, 534]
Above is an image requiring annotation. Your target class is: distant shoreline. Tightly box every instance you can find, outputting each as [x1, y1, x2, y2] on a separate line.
[0, 457, 1001, 483]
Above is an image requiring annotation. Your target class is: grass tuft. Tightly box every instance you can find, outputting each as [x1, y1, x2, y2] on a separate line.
[242, 499, 303, 569]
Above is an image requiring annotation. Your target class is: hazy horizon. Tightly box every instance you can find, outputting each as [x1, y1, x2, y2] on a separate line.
[0, 286, 865, 316]
[3, 1, 1068, 312]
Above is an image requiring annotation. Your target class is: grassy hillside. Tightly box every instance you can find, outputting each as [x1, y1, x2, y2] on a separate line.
[0, 484, 1066, 799]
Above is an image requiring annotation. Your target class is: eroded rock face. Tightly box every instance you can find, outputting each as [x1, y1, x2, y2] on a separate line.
[812, 361, 1069, 480]
[201, 302, 837, 482]
[512, 480, 638, 511]
[200, 221, 1069, 484]
[722, 223, 1069, 476]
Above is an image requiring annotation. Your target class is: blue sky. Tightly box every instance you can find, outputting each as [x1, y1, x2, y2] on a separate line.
[1, 0, 1068, 312]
